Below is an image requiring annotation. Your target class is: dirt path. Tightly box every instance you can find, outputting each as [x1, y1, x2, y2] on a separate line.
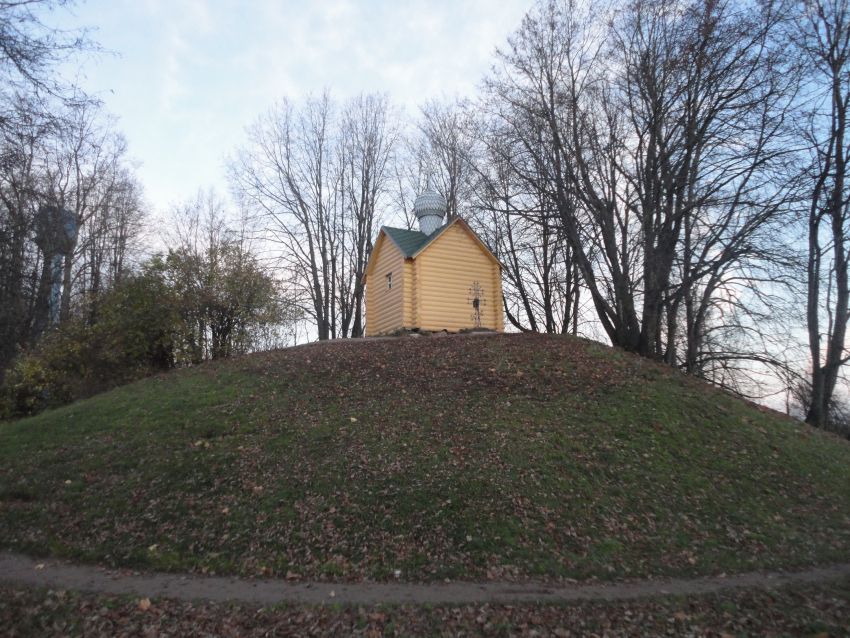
[1, 552, 849, 606]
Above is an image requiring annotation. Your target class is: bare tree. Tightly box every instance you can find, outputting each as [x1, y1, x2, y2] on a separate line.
[0, 97, 145, 375]
[473, 126, 583, 334]
[0, 96, 48, 367]
[78, 167, 145, 321]
[230, 95, 339, 340]
[406, 98, 583, 335]
[0, 0, 96, 372]
[482, 0, 636, 346]
[789, 0, 850, 429]
[40, 103, 129, 322]
[391, 133, 430, 231]
[336, 94, 397, 337]
[482, 0, 795, 372]
[0, 1, 91, 96]
[230, 93, 397, 340]
[0, 1, 95, 142]
[418, 100, 479, 219]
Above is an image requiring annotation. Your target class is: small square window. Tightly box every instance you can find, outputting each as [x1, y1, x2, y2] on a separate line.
[386, 272, 393, 290]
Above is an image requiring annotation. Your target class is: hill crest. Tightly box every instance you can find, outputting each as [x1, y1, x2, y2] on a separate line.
[1, 332, 848, 582]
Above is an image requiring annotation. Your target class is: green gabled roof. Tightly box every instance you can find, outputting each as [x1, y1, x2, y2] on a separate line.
[364, 218, 503, 283]
[381, 224, 451, 258]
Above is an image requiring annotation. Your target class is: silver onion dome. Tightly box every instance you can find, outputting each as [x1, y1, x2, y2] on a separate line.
[414, 184, 447, 235]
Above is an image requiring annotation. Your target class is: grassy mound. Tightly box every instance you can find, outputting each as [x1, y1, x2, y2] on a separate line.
[1, 334, 848, 582]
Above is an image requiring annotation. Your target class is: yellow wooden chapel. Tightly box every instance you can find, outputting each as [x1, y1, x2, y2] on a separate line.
[363, 186, 504, 336]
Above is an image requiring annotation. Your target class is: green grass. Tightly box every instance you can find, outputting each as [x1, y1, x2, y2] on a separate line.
[1, 333, 849, 581]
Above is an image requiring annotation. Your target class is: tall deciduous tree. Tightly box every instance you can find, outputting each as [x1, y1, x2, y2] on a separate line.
[41, 102, 130, 323]
[336, 94, 397, 337]
[230, 93, 397, 340]
[791, 0, 850, 429]
[0, 1, 128, 378]
[482, 0, 795, 371]
[0, 96, 47, 369]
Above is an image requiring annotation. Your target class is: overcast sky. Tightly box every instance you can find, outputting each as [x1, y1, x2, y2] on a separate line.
[53, 0, 532, 214]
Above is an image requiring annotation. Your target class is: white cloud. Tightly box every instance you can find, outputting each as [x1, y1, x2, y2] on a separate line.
[53, 0, 533, 212]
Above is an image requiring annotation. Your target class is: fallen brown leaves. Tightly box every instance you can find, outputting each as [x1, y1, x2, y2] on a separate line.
[1, 333, 849, 584]
[2, 578, 849, 637]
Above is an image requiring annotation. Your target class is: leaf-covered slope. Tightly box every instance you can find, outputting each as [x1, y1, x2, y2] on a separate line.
[1, 333, 849, 581]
